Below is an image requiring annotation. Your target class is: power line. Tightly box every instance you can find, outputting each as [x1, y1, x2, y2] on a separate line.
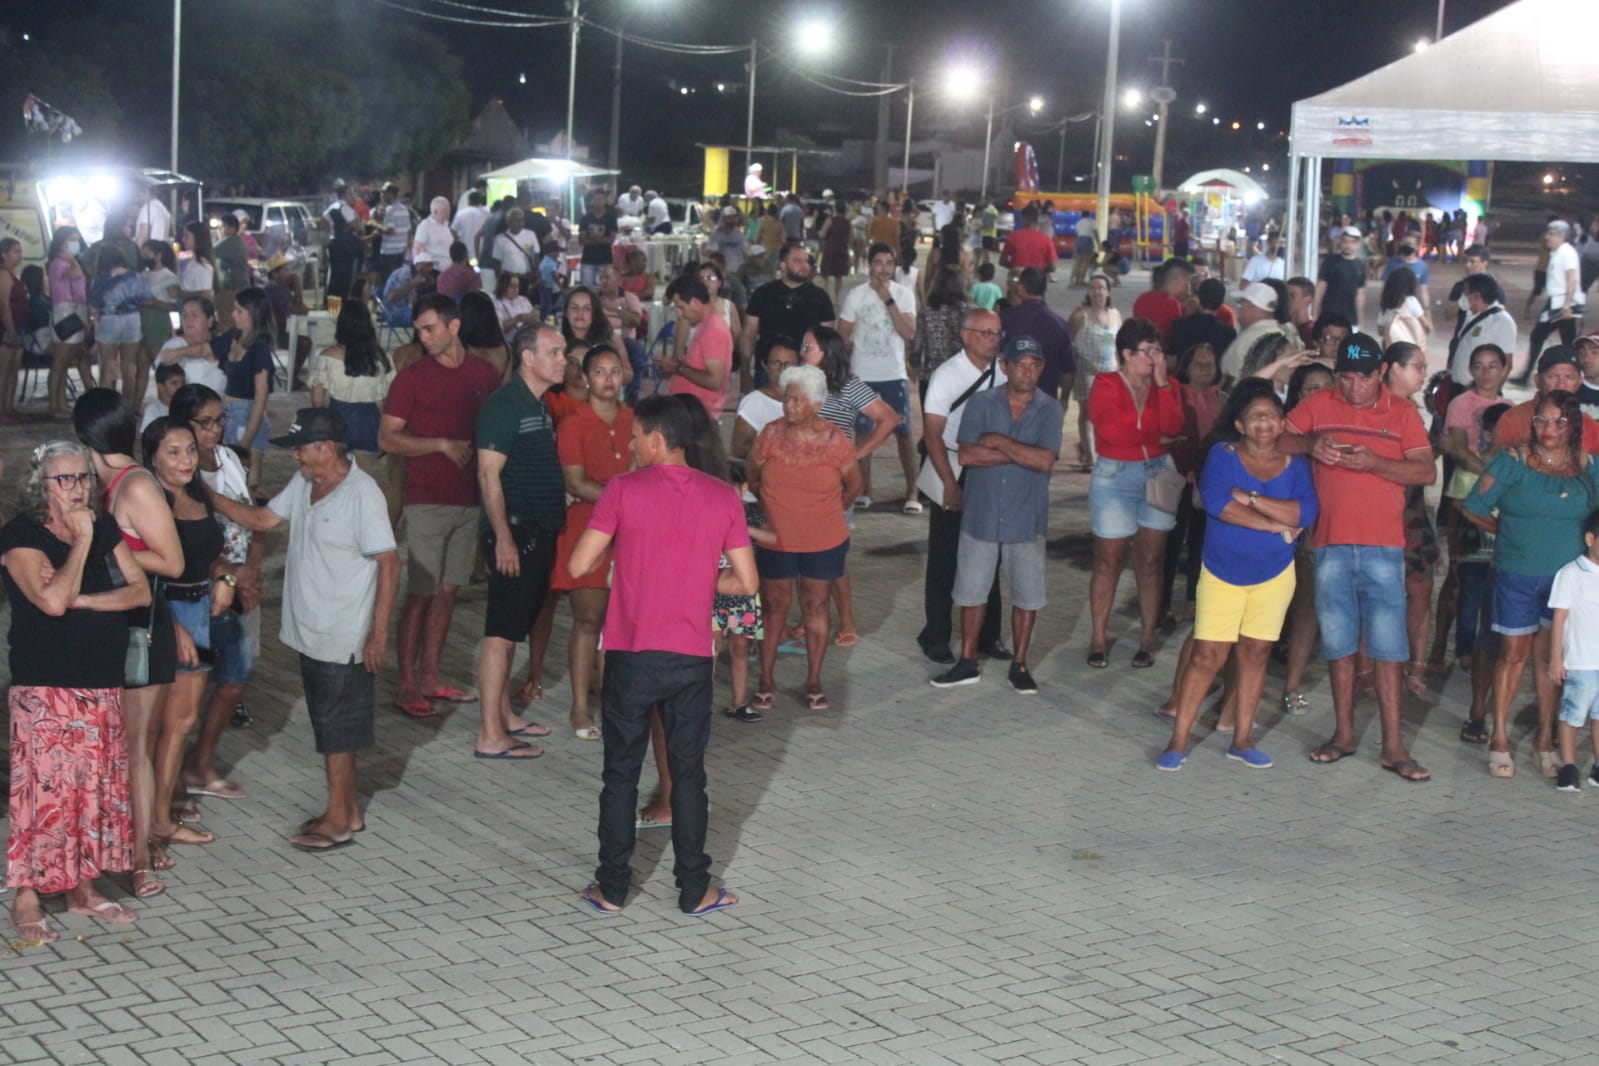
[367, 0, 565, 29]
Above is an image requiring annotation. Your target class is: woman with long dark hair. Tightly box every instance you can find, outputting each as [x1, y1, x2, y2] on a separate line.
[47, 226, 95, 416]
[309, 300, 395, 472]
[457, 289, 510, 380]
[141, 416, 236, 853]
[73, 388, 190, 897]
[1378, 266, 1431, 348]
[222, 287, 275, 488]
[178, 220, 215, 301]
[140, 239, 181, 386]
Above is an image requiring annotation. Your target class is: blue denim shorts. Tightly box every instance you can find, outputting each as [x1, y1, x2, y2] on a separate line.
[865, 379, 912, 437]
[1560, 669, 1599, 728]
[209, 609, 257, 685]
[1313, 545, 1408, 662]
[755, 539, 849, 581]
[1089, 455, 1179, 539]
[224, 396, 271, 453]
[1491, 568, 1556, 637]
[166, 594, 213, 674]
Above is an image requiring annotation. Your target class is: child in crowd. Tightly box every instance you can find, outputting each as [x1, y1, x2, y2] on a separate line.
[970, 262, 1002, 311]
[1549, 509, 1599, 792]
[538, 241, 565, 321]
[140, 363, 186, 430]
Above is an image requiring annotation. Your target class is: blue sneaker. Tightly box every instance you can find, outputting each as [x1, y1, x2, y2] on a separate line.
[1226, 745, 1273, 769]
[1155, 750, 1186, 772]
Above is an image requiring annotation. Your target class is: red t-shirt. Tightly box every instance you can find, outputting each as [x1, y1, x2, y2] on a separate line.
[1493, 400, 1599, 454]
[1001, 228, 1058, 272]
[670, 312, 732, 421]
[1285, 384, 1431, 549]
[589, 463, 751, 657]
[1131, 290, 1183, 346]
[383, 353, 504, 507]
[1086, 372, 1185, 461]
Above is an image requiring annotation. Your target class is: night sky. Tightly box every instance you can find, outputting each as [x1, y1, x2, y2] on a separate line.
[422, 0, 1519, 193]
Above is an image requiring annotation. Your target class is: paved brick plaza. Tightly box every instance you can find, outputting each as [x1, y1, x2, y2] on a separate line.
[3, 263, 1592, 1065]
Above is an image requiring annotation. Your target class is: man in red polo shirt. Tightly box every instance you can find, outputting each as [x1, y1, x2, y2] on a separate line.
[999, 205, 1058, 280]
[1131, 258, 1194, 347]
[1282, 332, 1436, 783]
[1493, 346, 1599, 453]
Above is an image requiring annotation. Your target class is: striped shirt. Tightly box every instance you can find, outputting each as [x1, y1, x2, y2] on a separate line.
[476, 377, 566, 533]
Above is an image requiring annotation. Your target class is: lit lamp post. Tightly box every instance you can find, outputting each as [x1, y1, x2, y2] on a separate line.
[943, 62, 994, 200]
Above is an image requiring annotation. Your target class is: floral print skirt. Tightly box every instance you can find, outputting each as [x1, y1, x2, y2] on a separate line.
[7, 686, 133, 893]
[713, 593, 764, 640]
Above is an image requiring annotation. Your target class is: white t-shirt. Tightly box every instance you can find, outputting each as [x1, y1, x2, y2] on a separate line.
[144, 267, 180, 307]
[139, 398, 167, 432]
[159, 336, 229, 395]
[647, 197, 670, 228]
[412, 217, 455, 265]
[180, 259, 214, 294]
[494, 231, 536, 276]
[1242, 254, 1286, 282]
[840, 280, 916, 383]
[1547, 242, 1581, 310]
[616, 193, 644, 217]
[932, 199, 956, 231]
[380, 202, 413, 255]
[452, 205, 489, 261]
[1450, 306, 1517, 386]
[913, 351, 1006, 506]
[137, 198, 172, 242]
[1549, 555, 1599, 669]
[267, 464, 396, 663]
[735, 389, 783, 435]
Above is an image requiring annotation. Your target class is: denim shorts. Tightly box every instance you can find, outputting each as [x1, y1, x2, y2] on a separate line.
[224, 396, 271, 452]
[1090, 455, 1179, 539]
[96, 312, 141, 345]
[865, 379, 912, 437]
[328, 399, 381, 455]
[1491, 568, 1556, 637]
[755, 539, 849, 581]
[209, 609, 256, 685]
[166, 594, 214, 674]
[1559, 668, 1599, 728]
[1313, 544, 1408, 662]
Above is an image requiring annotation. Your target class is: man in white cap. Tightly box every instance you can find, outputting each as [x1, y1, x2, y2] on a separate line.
[1315, 225, 1367, 330]
[1221, 281, 1298, 372]
[616, 184, 645, 217]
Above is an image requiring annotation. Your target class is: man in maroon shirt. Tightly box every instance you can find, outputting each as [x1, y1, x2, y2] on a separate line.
[1131, 258, 1193, 346]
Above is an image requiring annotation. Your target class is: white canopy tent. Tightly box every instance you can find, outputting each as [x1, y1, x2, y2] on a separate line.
[1285, 0, 1599, 274]
[1177, 168, 1267, 202]
[477, 157, 619, 184]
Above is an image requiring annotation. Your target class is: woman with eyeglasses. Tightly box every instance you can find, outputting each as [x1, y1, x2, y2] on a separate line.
[73, 388, 191, 898]
[1086, 317, 1184, 669]
[2, 441, 151, 941]
[1464, 389, 1599, 779]
[170, 384, 265, 798]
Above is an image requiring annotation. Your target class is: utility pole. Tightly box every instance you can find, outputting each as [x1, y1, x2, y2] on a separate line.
[745, 40, 757, 178]
[874, 45, 893, 193]
[608, 31, 623, 173]
[1094, 0, 1120, 244]
[1147, 39, 1183, 193]
[565, 0, 581, 161]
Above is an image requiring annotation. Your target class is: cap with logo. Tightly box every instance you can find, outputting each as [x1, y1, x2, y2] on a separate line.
[1537, 344, 1581, 374]
[1334, 331, 1384, 374]
[271, 407, 347, 448]
[1003, 334, 1044, 362]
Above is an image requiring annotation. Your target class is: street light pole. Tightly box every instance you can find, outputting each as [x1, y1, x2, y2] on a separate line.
[980, 94, 994, 201]
[565, 0, 581, 160]
[745, 39, 757, 178]
[608, 30, 623, 172]
[1094, 0, 1121, 244]
[170, 0, 181, 173]
[901, 78, 915, 196]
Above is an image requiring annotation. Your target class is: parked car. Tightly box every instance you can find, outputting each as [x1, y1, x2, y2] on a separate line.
[205, 197, 318, 259]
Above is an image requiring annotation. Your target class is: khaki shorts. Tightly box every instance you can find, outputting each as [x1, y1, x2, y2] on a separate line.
[403, 504, 477, 595]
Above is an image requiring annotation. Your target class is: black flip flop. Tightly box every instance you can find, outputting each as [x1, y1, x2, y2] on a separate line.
[1087, 651, 1108, 669]
[290, 832, 354, 853]
[1130, 650, 1155, 669]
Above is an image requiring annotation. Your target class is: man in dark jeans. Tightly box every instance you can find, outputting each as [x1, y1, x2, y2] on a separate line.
[568, 396, 757, 917]
[914, 309, 1010, 664]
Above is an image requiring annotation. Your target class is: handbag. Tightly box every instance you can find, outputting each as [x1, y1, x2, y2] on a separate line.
[125, 579, 158, 687]
[53, 312, 85, 341]
[1145, 465, 1188, 515]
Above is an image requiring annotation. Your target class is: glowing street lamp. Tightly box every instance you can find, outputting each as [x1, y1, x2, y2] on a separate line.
[1029, 95, 1045, 115]
[1122, 87, 1143, 109]
[1194, 102, 1207, 115]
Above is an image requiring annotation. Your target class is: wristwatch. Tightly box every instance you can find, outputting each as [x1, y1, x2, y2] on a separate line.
[217, 572, 238, 588]
[1248, 491, 1259, 508]
[883, 298, 896, 308]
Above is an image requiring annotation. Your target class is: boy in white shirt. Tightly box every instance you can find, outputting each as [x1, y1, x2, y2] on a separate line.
[1549, 509, 1599, 791]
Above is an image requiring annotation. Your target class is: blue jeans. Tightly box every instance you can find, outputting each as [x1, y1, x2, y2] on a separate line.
[1089, 455, 1179, 538]
[1313, 545, 1408, 662]
[596, 650, 716, 912]
[1455, 561, 1493, 660]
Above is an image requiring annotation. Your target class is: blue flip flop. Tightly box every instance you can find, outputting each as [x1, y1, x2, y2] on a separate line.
[579, 884, 622, 916]
[686, 887, 738, 917]
[776, 638, 806, 656]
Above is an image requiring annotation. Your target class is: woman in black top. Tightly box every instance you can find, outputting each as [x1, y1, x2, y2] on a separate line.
[2, 441, 151, 941]
[142, 416, 237, 856]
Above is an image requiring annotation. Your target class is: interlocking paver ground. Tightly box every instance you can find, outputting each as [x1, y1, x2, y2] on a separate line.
[2, 251, 1593, 1064]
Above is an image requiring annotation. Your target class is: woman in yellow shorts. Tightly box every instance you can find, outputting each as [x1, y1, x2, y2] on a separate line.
[1156, 379, 1320, 771]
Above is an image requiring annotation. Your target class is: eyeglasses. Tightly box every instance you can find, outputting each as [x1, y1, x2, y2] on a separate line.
[192, 415, 227, 431]
[47, 473, 95, 488]
[1533, 416, 1570, 427]
[1133, 344, 1162, 357]
[767, 360, 798, 372]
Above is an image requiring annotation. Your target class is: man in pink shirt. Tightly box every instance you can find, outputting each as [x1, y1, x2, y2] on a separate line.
[658, 275, 731, 420]
[568, 394, 757, 917]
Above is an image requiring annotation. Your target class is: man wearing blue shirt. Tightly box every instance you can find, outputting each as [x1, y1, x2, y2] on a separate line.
[929, 335, 1063, 694]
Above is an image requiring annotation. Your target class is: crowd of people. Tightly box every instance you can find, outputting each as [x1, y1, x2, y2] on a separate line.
[11, 179, 1599, 942]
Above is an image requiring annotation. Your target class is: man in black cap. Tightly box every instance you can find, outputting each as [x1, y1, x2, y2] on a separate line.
[1282, 333, 1436, 782]
[931, 334, 1062, 693]
[1492, 345, 1599, 453]
[209, 407, 400, 850]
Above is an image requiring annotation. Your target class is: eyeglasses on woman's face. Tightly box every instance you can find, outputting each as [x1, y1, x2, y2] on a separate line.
[192, 415, 227, 431]
[1533, 415, 1569, 428]
[47, 472, 95, 489]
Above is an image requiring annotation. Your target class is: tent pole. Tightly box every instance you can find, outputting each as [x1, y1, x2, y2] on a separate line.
[1285, 152, 1300, 278]
[1305, 157, 1322, 280]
